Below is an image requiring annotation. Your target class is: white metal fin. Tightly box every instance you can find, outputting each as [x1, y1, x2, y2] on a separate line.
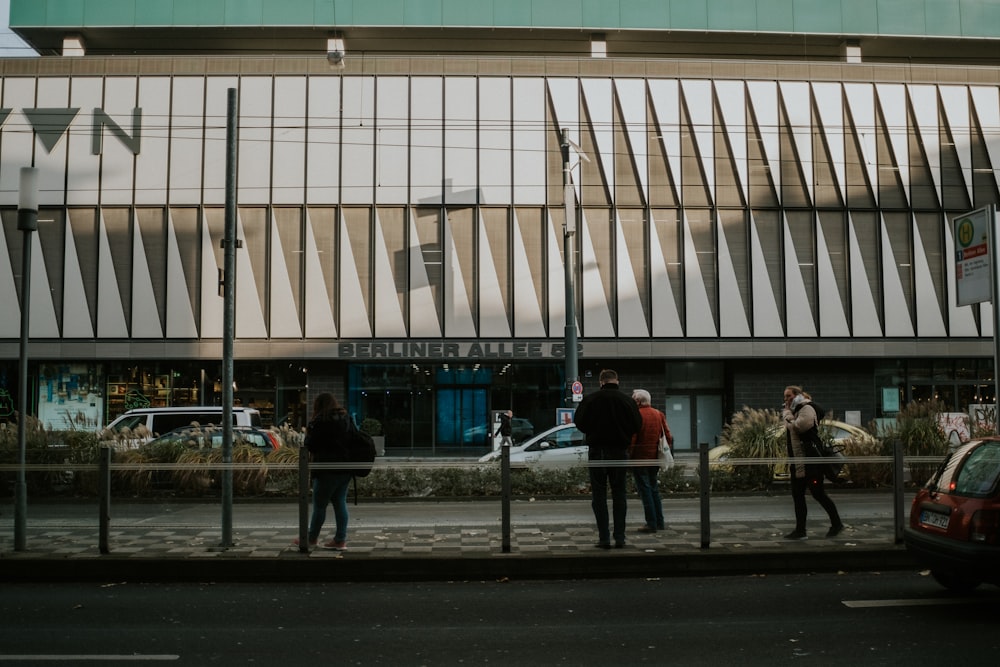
[615, 210, 649, 337]
[269, 210, 303, 338]
[783, 213, 817, 337]
[616, 78, 649, 202]
[814, 82, 846, 203]
[847, 213, 883, 337]
[816, 216, 850, 336]
[880, 215, 916, 337]
[683, 211, 718, 337]
[477, 210, 512, 337]
[511, 208, 548, 338]
[717, 214, 751, 337]
[940, 86, 973, 204]
[682, 80, 716, 203]
[130, 224, 163, 338]
[748, 81, 781, 195]
[749, 212, 784, 336]
[649, 211, 683, 337]
[845, 83, 878, 200]
[579, 210, 616, 337]
[780, 81, 813, 205]
[303, 209, 337, 338]
[97, 210, 129, 338]
[61, 222, 94, 338]
[373, 210, 407, 337]
[876, 84, 911, 204]
[648, 79, 682, 198]
[408, 209, 441, 337]
[912, 219, 948, 336]
[909, 84, 942, 205]
[715, 80, 748, 203]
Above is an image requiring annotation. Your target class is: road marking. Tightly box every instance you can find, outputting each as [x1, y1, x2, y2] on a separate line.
[843, 598, 975, 608]
[0, 656, 179, 662]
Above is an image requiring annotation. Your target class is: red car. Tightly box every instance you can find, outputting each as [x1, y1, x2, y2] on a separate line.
[904, 437, 1000, 591]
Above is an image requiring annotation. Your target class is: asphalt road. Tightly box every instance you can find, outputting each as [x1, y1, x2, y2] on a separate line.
[2, 571, 996, 665]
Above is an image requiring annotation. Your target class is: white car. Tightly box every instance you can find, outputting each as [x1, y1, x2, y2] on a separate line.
[478, 423, 587, 465]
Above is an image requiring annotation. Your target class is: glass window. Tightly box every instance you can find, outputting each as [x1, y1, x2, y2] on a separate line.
[953, 443, 1000, 497]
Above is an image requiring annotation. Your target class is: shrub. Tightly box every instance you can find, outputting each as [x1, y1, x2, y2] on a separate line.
[878, 399, 951, 486]
[717, 407, 784, 489]
[265, 445, 301, 495]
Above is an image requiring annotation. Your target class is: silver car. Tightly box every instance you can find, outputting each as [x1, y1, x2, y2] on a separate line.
[478, 423, 586, 465]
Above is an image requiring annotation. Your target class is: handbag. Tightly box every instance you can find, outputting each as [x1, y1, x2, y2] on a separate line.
[657, 429, 674, 471]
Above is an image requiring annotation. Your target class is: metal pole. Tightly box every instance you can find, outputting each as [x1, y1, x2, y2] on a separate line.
[298, 445, 310, 552]
[990, 207, 1000, 435]
[892, 438, 905, 544]
[99, 446, 111, 554]
[221, 87, 238, 547]
[14, 166, 38, 552]
[561, 129, 578, 407]
[501, 440, 511, 553]
[699, 442, 711, 548]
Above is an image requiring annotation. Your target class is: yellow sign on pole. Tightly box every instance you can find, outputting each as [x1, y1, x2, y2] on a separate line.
[954, 207, 994, 307]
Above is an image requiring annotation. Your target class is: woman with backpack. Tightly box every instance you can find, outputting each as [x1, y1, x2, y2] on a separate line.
[782, 386, 844, 541]
[295, 392, 352, 551]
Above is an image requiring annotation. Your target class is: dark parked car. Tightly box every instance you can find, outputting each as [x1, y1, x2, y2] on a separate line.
[904, 437, 1000, 591]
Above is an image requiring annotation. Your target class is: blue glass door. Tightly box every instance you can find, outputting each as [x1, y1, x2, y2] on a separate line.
[436, 387, 487, 448]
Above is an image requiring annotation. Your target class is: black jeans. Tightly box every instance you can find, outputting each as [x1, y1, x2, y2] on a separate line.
[589, 463, 628, 544]
[790, 474, 841, 532]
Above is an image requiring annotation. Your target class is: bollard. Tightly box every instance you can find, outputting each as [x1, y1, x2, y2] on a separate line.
[892, 438, 905, 544]
[298, 445, 310, 552]
[699, 442, 711, 548]
[99, 446, 111, 555]
[501, 441, 511, 553]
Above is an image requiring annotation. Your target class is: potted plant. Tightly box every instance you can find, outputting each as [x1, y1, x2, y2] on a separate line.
[360, 417, 385, 455]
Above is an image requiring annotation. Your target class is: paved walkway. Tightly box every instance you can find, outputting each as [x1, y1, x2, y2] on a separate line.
[1, 493, 916, 582]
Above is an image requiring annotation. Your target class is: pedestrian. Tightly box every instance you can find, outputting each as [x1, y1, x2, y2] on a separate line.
[629, 389, 670, 533]
[782, 385, 844, 540]
[494, 409, 513, 449]
[573, 369, 643, 549]
[295, 391, 352, 550]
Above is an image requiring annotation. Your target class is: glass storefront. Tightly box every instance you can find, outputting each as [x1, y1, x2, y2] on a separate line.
[345, 363, 566, 454]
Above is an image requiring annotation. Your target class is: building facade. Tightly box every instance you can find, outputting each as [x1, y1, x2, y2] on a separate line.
[3, 1, 1000, 451]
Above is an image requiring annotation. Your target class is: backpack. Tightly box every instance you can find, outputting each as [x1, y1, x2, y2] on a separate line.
[346, 422, 377, 477]
[793, 400, 842, 481]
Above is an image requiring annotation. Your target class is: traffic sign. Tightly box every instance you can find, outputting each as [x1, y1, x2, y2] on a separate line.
[571, 381, 583, 395]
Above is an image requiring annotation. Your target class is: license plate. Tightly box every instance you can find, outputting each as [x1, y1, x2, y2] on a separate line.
[920, 510, 950, 529]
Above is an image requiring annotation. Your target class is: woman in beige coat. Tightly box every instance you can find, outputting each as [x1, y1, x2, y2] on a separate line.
[782, 385, 843, 540]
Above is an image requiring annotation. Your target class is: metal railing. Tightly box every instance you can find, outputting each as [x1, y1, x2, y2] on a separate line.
[0, 441, 933, 554]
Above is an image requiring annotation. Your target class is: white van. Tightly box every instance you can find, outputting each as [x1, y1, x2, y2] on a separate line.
[103, 406, 263, 445]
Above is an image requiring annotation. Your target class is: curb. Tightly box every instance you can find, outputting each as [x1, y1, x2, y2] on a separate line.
[1, 546, 916, 583]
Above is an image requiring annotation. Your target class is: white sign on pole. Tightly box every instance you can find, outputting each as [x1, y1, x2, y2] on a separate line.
[954, 207, 994, 306]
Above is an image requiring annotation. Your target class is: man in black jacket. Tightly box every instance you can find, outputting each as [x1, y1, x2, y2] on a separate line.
[573, 369, 642, 549]
[493, 409, 513, 449]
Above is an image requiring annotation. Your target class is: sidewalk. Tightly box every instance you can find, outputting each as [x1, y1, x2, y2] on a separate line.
[0, 493, 916, 582]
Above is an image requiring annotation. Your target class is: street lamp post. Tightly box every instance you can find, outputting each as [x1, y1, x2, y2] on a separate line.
[561, 129, 578, 407]
[14, 166, 38, 552]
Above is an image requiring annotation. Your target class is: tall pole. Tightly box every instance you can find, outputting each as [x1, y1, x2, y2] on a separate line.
[14, 167, 38, 552]
[221, 88, 238, 547]
[561, 129, 578, 407]
[990, 207, 1000, 434]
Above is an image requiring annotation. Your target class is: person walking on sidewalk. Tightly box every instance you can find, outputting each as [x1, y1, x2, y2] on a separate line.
[782, 385, 844, 540]
[574, 369, 642, 549]
[629, 389, 671, 533]
[297, 392, 353, 551]
[494, 409, 513, 449]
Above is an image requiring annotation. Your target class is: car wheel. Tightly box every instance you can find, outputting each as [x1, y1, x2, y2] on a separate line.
[930, 570, 982, 592]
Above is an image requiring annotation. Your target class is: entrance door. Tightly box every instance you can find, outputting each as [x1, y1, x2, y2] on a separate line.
[437, 388, 488, 448]
[664, 393, 724, 451]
